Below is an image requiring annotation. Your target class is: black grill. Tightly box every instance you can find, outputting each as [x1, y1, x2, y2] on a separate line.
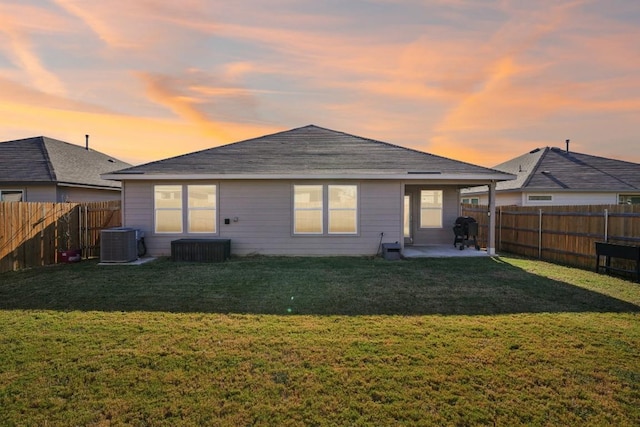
[453, 216, 480, 250]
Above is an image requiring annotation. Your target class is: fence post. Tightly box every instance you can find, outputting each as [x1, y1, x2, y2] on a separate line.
[498, 206, 502, 251]
[538, 209, 543, 259]
[604, 208, 608, 243]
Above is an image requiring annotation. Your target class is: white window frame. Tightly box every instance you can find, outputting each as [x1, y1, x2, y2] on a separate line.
[154, 184, 218, 234]
[154, 185, 183, 234]
[293, 185, 324, 235]
[0, 189, 24, 202]
[187, 185, 217, 233]
[419, 190, 443, 229]
[293, 184, 359, 236]
[328, 184, 358, 235]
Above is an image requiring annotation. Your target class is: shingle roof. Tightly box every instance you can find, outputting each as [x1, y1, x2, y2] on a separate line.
[465, 146, 640, 193]
[109, 125, 511, 179]
[0, 136, 131, 188]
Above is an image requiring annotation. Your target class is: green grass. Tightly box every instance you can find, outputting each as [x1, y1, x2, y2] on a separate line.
[0, 255, 639, 426]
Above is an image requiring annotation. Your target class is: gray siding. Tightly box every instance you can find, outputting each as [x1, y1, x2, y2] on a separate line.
[10, 185, 57, 202]
[123, 180, 403, 256]
[58, 187, 121, 202]
[0, 184, 120, 202]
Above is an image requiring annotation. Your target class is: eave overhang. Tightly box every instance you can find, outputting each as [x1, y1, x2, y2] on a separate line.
[102, 172, 516, 183]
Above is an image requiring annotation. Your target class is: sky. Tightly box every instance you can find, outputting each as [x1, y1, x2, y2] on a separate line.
[1, 0, 639, 167]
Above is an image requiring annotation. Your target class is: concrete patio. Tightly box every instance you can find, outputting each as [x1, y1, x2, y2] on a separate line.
[402, 244, 492, 258]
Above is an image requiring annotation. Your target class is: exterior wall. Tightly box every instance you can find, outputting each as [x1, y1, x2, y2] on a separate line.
[123, 179, 404, 257]
[58, 186, 122, 202]
[521, 192, 618, 206]
[0, 185, 56, 202]
[405, 185, 461, 245]
[0, 184, 120, 202]
[469, 191, 621, 206]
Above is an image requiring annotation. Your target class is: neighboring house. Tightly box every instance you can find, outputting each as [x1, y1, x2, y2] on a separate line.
[0, 136, 131, 202]
[103, 125, 514, 257]
[462, 145, 640, 206]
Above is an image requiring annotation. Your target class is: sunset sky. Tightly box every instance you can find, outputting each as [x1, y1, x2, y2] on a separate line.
[1, 0, 639, 167]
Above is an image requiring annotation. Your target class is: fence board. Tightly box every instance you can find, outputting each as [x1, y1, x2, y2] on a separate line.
[0, 201, 121, 273]
[462, 204, 640, 273]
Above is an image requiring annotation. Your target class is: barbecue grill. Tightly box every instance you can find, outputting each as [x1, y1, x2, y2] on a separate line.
[453, 216, 480, 250]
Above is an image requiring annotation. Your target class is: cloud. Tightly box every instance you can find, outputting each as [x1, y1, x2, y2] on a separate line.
[52, 0, 217, 50]
[0, 4, 68, 95]
[0, 92, 279, 164]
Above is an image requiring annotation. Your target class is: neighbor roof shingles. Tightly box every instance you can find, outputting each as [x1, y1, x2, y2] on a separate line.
[0, 136, 131, 188]
[467, 146, 640, 193]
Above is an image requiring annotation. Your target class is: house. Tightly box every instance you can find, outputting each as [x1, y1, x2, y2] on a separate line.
[461, 145, 640, 206]
[103, 125, 514, 257]
[0, 136, 131, 202]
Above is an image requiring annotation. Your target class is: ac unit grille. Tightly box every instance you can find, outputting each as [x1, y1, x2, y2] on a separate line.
[100, 228, 137, 262]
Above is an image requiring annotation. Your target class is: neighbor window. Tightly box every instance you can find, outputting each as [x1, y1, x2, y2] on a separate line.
[0, 190, 24, 202]
[461, 197, 478, 205]
[420, 190, 443, 228]
[528, 195, 552, 201]
[294, 185, 323, 234]
[619, 195, 640, 205]
[293, 184, 358, 235]
[155, 185, 183, 233]
[154, 184, 217, 234]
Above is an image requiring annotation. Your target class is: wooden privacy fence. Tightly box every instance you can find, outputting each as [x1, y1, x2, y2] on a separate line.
[0, 201, 121, 273]
[461, 204, 640, 270]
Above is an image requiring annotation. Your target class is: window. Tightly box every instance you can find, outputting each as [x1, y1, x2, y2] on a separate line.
[155, 185, 182, 233]
[462, 198, 479, 205]
[188, 185, 216, 233]
[528, 195, 552, 201]
[294, 185, 323, 234]
[293, 184, 358, 235]
[0, 190, 24, 202]
[154, 184, 217, 234]
[404, 195, 411, 238]
[328, 185, 357, 234]
[619, 195, 640, 205]
[420, 190, 443, 228]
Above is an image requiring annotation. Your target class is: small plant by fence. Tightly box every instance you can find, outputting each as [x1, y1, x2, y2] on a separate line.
[461, 204, 640, 271]
[0, 201, 121, 273]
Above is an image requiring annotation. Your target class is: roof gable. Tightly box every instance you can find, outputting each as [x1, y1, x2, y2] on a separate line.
[0, 136, 131, 188]
[524, 148, 640, 191]
[111, 125, 511, 179]
[465, 146, 640, 194]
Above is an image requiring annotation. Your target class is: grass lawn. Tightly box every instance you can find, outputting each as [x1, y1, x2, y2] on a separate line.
[0, 255, 639, 426]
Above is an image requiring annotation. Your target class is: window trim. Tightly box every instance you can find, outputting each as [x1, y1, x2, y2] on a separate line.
[328, 184, 358, 235]
[527, 194, 553, 202]
[292, 183, 359, 236]
[154, 183, 218, 235]
[619, 194, 640, 205]
[293, 184, 324, 235]
[187, 184, 217, 234]
[419, 189, 443, 229]
[154, 185, 183, 234]
[0, 189, 25, 202]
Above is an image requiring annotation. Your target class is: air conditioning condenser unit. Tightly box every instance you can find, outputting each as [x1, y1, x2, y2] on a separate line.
[100, 227, 138, 262]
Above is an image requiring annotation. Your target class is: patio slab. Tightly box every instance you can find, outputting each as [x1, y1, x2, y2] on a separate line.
[402, 245, 492, 258]
[98, 257, 157, 266]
